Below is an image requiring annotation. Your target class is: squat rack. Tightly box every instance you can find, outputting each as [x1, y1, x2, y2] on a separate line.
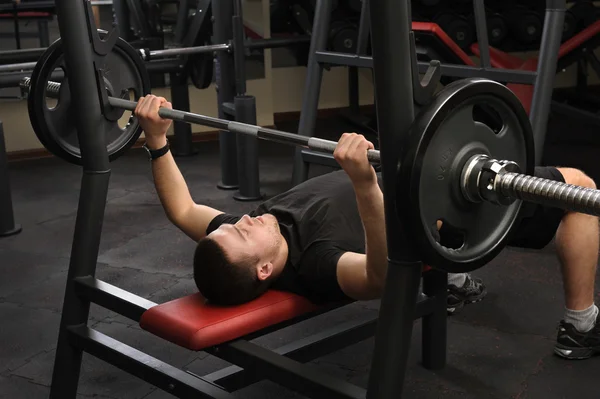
[47, 0, 447, 398]
[292, 0, 566, 184]
[44, 1, 565, 399]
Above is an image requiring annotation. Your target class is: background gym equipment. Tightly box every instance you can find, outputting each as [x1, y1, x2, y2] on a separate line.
[507, 5, 543, 46]
[433, 11, 474, 50]
[0, 120, 21, 238]
[291, 0, 563, 183]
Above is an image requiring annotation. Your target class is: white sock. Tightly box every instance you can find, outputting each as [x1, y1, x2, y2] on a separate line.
[448, 273, 467, 287]
[564, 304, 599, 333]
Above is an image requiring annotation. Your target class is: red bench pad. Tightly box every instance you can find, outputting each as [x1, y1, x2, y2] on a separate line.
[139, 290, 321, 351]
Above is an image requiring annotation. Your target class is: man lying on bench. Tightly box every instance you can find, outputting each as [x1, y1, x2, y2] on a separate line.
[135, 94, 600, 360]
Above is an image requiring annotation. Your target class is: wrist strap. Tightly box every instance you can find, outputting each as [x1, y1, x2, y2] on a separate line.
[144, 139, 170, 161]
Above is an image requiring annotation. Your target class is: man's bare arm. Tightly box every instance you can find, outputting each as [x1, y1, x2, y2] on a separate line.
[334, 133, 388, 299]
[137, 95, 222, 241]
[149, 141, 222, 241]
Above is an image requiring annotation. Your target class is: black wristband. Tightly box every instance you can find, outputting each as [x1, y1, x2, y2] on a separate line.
[143, 139, 170, 161]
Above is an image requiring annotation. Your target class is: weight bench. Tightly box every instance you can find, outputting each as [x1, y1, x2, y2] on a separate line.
[470, 20, 600, 115]
[113, 265, 447, 397]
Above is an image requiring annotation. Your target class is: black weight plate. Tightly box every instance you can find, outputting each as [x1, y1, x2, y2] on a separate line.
[434, 13, 473, 50]
[331, 25, 358, 53]
[397, 78, 535, 273]
[189, 44, 214, 90]
[487, 14, 507, 46]
[28, 33, 151, 165]
[511, 11, 542, 44]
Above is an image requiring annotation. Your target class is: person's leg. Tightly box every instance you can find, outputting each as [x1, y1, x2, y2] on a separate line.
[551, 168, 600, 359]
[509, 166, 600, 359]
[554, 168, 598, 316]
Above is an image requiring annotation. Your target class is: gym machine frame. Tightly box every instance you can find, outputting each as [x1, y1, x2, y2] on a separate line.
[42, 0, 588, 398]
[365, 1, 565, 397]
[291, 0, 565, 184]
[47, 1, 448, 398]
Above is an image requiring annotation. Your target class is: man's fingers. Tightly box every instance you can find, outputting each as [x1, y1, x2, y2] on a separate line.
[140, 94, 156, 116]
[346, 136, 364, 159]
[134, 96, 145, 117]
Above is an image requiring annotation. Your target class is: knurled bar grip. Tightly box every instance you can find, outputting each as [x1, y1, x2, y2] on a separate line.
[498, 172, 600, 217]
[22, 78, 382, 162]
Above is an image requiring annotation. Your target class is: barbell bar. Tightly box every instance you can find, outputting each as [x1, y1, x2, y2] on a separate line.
[142, 36, 312, 61]
[21, 77, 600, 222]
[20, 77, 381, 163]
[1, 36, 312, 72]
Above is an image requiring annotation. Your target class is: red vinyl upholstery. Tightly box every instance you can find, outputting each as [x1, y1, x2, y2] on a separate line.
[0, 12, 52, 19]
[412, 22, 477, 67]
[470, 20, 600, 114]
[141, 265, 434, 351]
[140, 290, 322, 350]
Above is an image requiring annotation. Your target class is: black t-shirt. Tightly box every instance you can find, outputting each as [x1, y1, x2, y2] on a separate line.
[206, 170, 377, 304]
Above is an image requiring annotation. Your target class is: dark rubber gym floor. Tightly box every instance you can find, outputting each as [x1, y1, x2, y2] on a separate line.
[1, 114, 600, 399]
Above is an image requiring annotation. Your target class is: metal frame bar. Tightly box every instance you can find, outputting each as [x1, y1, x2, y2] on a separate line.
[49, 0, 113, 397]
[290, 0, 333, 185]
[365, 0, 421, 397]
[214, 0, 239, 190]
[212, 340, 367, 399]
[0, 120, 21, 238]
[0, 36, 311, 66]
[529, 0, 566, 165]
[314, 51, 538, 84]
[67, 325, 235, 399]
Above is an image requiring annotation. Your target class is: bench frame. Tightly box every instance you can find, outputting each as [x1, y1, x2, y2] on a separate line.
[58, 272, 446, 399]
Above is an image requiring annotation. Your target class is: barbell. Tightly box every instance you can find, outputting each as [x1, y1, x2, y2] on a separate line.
[21, 33, 600, 274]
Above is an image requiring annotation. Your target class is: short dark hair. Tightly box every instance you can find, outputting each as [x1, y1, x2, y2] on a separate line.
[193, 237, 271, 305]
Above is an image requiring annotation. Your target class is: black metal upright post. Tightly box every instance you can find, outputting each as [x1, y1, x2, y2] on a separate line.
[0, 121, 21, 238]
[530, 0, 565, 165]
[113, 0, 131, 41]
[366, 0, 423, 398]
[214, 0, 239, 190]
[231, 0, 262, 201]
[170, 72, 197, 156]
[290, 0, 333, 186]
[49, 1, 112, 397]
[473, 0, 491, 69]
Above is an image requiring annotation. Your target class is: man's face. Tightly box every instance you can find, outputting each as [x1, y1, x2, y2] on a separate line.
[209, 214, 283, 270]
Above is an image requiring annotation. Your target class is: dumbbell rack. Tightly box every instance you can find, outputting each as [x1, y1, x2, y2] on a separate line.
[291, 0, 568, 185]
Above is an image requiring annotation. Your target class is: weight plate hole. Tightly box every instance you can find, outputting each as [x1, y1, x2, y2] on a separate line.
[44, 66, 64, 110]
[117, 88, 137, 130]
[437, 219, 465, 250]
[472, 103, 504, 135]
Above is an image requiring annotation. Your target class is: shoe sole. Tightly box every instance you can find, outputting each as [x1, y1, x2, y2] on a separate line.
[554, 344, 597, 360]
